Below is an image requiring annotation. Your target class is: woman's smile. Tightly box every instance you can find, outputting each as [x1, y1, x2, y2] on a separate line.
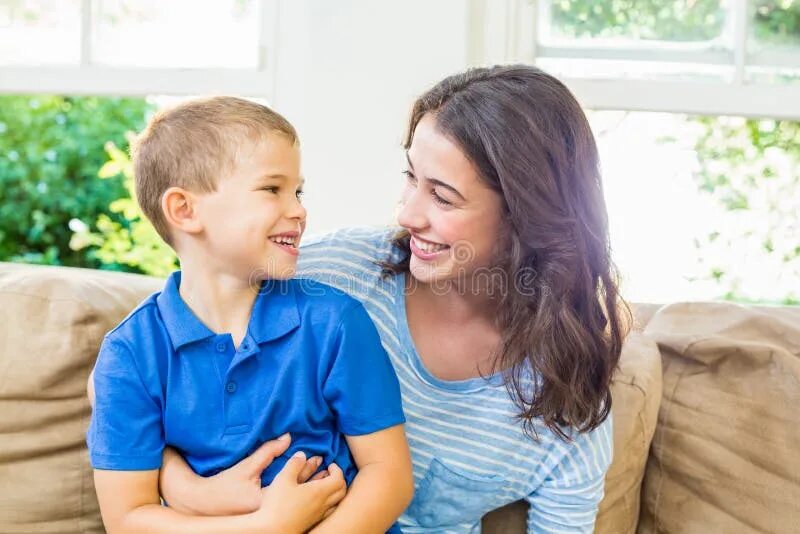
[409, 234, 450, 261]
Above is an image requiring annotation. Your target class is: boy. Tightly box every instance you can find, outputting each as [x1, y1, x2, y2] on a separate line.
[87, 97, 413, 533]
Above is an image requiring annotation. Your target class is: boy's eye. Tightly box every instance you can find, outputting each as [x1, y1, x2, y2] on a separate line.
[402, 170, 417, 184]
[296, 190, 304, 200]
[262, 186, 279, 194]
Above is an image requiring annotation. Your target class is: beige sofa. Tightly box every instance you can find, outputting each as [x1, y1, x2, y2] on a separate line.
[0, 262, 798, 533]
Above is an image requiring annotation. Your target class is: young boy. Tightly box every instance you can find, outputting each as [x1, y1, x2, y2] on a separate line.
[87, 97, 413, 534]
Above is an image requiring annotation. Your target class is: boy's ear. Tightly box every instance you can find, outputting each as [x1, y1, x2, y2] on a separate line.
[161, 186, 204, 235]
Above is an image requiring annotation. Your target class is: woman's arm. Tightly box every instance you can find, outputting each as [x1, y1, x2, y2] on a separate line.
[525, 421, 613, 533]
[309, 424, 414, 534]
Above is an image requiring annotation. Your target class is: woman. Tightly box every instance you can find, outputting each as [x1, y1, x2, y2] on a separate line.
[161, 64, 628, 533]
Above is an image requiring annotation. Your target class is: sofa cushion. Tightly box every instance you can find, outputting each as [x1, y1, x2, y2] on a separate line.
[640, 302, 800, 534]
[596, 330, 663, 533]
[0, 263, 161, 534]
[483, 328, 663, 533]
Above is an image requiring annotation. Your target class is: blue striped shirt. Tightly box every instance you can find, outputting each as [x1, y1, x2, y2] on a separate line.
[297, 227, 613, 534]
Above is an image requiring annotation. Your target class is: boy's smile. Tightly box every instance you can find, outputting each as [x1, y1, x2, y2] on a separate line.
[192, 132, 306, 282]
[267, 229, 301, 257]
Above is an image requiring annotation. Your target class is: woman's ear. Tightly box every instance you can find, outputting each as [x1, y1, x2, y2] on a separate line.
[161, 186, 204, 236]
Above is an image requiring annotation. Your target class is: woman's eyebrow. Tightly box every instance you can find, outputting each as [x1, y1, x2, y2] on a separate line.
[406, 152, 465, 201]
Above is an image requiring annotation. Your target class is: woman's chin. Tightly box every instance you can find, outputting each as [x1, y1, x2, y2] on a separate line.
[409, 258, 456, 286]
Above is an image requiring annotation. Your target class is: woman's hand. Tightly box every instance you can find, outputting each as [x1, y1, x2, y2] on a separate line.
[160, 434, 331, 516]
[250, 452, 347, 534]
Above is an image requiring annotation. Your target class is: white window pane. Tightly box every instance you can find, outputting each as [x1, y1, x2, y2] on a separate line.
[537, 57, 733, 83]
[746, 65, 800, 84]
[91, 0, 260, 69]
[594, 110, 800, 304]
[0, 0, 82, 66]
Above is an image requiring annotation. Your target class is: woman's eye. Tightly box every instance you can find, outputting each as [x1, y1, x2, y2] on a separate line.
[262, 186, 279, 194]
[296, 190, 304, 200]
[432, 190, 452, 207]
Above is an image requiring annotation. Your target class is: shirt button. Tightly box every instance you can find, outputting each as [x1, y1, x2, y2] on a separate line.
[216, 342, 226, 353]
[240, 341, 250, 351]
[225, 381, 237, 394]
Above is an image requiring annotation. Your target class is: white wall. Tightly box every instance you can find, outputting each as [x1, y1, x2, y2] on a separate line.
[271, 0, 471, 235]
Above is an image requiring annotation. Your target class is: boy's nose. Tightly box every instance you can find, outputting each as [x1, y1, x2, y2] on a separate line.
[287, 197, 307, 221]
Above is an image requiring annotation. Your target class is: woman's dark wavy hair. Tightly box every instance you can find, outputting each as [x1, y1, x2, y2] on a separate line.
[382, 65, 631, 441]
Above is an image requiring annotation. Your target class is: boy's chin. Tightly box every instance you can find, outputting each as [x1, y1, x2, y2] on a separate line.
[268, 269, 296, 280]
[247, 263, 297, 283]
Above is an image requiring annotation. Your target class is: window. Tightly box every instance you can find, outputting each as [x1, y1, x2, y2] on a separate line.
[0, 0, 278, 97]
[471, 0, 800, 119]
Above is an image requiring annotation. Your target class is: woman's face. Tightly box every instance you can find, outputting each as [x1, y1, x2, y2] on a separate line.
[397, 113, 506, 287]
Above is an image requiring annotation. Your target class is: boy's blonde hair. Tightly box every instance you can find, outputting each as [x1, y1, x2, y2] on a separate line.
[131, 96, 298, 244]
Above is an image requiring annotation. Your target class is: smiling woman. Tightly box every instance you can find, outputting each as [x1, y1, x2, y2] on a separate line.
[398, 114, 506, 285]
[301, 65, 629, 532]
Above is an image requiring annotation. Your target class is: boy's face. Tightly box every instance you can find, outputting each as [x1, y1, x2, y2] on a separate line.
[193, 133, 306, 282]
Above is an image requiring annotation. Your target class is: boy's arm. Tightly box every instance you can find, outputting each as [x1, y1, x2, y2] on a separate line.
[94, 469, 266, 534]
[95, 452, 345, 534]
[309, 424, 414, 534]
[159, 438, 337, 517]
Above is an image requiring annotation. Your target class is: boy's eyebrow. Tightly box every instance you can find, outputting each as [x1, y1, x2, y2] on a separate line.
[257, 174, 306, 187]
[405, 152, 465, 201]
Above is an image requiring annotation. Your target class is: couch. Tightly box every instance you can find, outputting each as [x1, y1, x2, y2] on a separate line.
[1, 262, 798, 533]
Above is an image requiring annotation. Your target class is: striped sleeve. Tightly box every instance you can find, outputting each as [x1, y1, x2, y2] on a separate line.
[526, 416, 613, 533]
[297, 227, 395, 294]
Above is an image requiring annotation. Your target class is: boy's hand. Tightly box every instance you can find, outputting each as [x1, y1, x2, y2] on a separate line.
[252, 452, 347, 534]
[160, 434, 328, 516]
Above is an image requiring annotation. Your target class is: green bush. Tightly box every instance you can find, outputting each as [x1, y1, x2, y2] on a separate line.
[692, 117, 800, 304]
[546, 0, 800, 43]
[0, 95, 153, 268]
[70, 139, 178, 277]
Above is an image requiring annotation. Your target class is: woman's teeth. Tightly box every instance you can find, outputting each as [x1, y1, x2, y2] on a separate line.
[269, 236, 297, 247]
[413, 236, 449, 253]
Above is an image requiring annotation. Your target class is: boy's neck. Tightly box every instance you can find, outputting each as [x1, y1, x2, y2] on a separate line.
[177, 262, 260, 349]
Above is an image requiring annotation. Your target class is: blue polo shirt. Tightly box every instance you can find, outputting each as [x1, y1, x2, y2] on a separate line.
[87, 271, 405, 488]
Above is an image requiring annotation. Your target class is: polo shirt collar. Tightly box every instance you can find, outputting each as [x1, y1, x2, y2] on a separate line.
[248, 278, 301, 344]
[156, 271, 215, 350]
[156, 272, 301, 351]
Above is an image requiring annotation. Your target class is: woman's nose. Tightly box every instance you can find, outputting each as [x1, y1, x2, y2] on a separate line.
[396, 187, 427, 231]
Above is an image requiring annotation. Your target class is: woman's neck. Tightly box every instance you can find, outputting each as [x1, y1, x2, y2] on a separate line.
[404, 274, 504, 381]
[406, 274, 501, 326]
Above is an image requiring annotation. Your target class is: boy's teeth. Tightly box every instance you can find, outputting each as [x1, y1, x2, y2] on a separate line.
[270, 236, 296, 246]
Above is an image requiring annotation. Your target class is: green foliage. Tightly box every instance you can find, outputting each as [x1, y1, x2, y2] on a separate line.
[691, 116, 800, 304]
[70, 138, 178, 277]
[547, 0, 799, 43]
[548, 0, 726, 41]
[754, 0, 800, 46]
[0, 95, 152, 267]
